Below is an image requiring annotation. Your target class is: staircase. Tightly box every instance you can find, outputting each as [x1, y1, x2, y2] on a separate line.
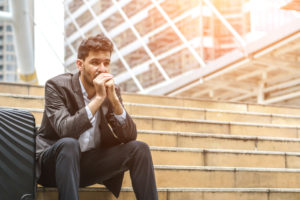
[1, 82, 300, 200]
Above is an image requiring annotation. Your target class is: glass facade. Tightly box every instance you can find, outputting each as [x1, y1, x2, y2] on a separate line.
[0, 0, 18, 82]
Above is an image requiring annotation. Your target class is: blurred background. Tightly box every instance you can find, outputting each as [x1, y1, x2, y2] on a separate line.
[0, 0, 299, 106]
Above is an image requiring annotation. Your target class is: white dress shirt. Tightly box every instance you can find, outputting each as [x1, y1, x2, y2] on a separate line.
[78, 78, 126, 152]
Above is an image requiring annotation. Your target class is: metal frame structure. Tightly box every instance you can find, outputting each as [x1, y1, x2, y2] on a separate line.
[2, 0, 298, 106]
[81, 0, 145, 91]
[65, 0, 250, 87]
[64, 0, 300, 106]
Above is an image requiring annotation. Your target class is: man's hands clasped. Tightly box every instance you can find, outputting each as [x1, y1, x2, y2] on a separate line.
[93, 73, 115, 101]
[92, 73, 123, 115]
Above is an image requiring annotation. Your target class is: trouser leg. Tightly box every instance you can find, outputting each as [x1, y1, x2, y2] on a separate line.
[80, 140, 158, 200]
[38, 138, 81, 200]
[127, 141, 158, 200]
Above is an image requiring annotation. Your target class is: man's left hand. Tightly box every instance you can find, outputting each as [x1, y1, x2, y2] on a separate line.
[105, 78, 117, 101]
[105, 76, 123, 115]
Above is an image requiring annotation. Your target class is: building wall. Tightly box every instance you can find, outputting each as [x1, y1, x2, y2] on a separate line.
[0, 0, 18, 82]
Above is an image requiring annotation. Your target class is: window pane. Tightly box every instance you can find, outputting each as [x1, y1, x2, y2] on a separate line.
[6, 25, 12, 32]
[6, 73, 15, 81]
[6, 54, 15, 61]
[6, 45, 14, 51]
[6, 64, 15, 71]
[6, 35, 13, 42]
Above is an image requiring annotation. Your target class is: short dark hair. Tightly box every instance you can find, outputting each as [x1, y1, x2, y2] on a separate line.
[77, 33, 113, 60]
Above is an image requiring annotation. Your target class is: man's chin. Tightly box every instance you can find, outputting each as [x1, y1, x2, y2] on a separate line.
[83, 76, 94, 87]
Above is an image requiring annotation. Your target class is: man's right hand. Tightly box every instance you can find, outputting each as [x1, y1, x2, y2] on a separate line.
[88, 73, 113, 116]
[93, 73, 113, 100]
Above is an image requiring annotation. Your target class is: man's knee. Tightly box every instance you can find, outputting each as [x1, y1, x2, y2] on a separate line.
[56, 137, 81, 156]
[129, 140, 151, 155]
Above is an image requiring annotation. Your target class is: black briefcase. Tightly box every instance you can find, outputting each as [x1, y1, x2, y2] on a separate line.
[0, 108, 36, 200]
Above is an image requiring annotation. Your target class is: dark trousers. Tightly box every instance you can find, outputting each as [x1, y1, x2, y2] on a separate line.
[38, 138, 158, 200]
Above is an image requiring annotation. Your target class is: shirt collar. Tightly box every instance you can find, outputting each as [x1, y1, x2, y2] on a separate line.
[79, 77, 88, 98]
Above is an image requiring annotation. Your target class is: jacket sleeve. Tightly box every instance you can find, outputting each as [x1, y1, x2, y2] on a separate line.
[106, 86, 137, 143]
[44, 81, 92, 138]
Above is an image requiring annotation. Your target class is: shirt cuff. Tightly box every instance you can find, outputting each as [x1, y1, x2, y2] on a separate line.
[85, 105, 95, 123]
[114, 107, 127, 124]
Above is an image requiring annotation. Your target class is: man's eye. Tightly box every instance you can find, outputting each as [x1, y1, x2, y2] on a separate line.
[91, 61, 99, 65]
[104, 62, 110, 66]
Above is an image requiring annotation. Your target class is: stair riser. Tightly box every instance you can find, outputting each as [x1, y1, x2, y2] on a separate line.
[30, 111, 299, 138]
[152, 150, 300, 168]
[138, 133, 300, 152]
[0, 96, 44, 109]
[26, 108, 300, 126]
[2, 89, 300, 116]
[121, 170, 300, 188]
[123, 95, 247, 112]
[128, 104, 300, 125]
[124, 95, 300, 115]
[0, 84, 44, 96]
[36, 190, 300, 200]
[23, 113, 300, 153]
[36, 190, 160, 200]
[126, 104, 206, 120]
[248, 104, 300, 116]
[170, 192, 300, 200]
[134, 118, 299, 138]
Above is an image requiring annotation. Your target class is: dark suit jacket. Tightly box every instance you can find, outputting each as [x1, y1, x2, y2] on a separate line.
[36, 72, 137, 197]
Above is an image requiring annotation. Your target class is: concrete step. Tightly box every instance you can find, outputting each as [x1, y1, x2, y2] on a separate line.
[123, 93, 300, 116]
[37, 165, 300, 198]
[150, 146, 300, 168]
[36, 187, 300, 200]
[119, 165, 300, 188]
[3, 106, 300, 138]
[138, 130, 300, 153]
[1, 83, 300, 116]
[0, 82, 44, 96]
[3, 105, 300, 152]
[0, 94, 44, 109]
[5, 102, 300, 126]
[133, 116, 300, 138]
[3, 105, 300, 151]
[126, 103, 300, 126]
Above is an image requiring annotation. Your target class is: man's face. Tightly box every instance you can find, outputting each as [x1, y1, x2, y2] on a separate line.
[78, 50, 111, 87]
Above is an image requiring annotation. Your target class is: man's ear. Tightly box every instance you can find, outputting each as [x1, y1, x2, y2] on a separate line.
[76, 59, 84, 71]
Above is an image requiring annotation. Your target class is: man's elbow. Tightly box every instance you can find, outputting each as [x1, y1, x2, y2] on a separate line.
[126, 123, 137, 142]
[57, 122, 76, 139]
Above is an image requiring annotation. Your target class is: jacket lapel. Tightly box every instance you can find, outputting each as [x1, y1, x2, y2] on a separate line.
[71, 72, 85, 109]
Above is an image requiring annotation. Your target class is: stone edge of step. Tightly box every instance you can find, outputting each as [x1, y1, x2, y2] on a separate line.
[0, 81, 44, 87]
[2, 87, 300, 115]
[138, 130, 300, 142]
[154, 165, 300, 172]
[0, 93, 44, 99]
[3, 105, 299, 129]
[1, 93, 300, 119]
[124, 102, 300, 119]
[149, 146, 300, 156]
[131, 115, 300, 129]
[37, 186, 300, 193]
[0, 106, 44, 112]
[1, 82, 299, 110]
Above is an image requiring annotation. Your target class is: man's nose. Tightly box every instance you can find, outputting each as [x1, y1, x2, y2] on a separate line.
[97, 63, 108, 73]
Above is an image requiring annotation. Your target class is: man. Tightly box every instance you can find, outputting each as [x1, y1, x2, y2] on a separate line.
[36, 34, 158, 200]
